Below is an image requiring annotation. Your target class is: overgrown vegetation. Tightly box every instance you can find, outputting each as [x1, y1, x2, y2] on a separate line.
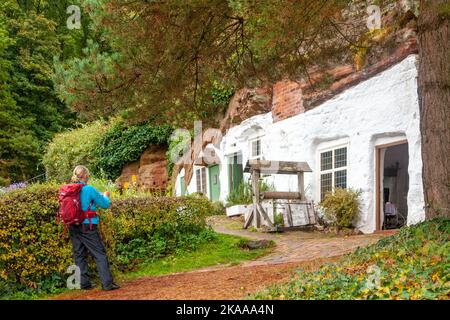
[42, 118, 173, 183]
[42, 121, 110, 182]
[92, 119, 172, 180]
[0, 183, 214, 298]
[225, 180, 273, 207]
[319, 188, 361, 228]
[254, 218, 450, 300]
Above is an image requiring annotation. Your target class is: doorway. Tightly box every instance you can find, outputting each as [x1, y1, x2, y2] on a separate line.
[376, 141, 409, 230]
[208, 165, 221, 201]
[228, 152, 243, 193]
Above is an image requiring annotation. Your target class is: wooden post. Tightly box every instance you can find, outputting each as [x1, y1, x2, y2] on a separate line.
[298, 172, 305, 201]
[286, 201, 294, 227]
[252, 169, 261, 227]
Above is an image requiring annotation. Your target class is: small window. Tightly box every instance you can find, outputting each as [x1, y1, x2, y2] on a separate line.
[196, 168, 207, 194]
[319, 146, 348, 201]
[180, 176, 186, 196]
[250, 138, 262, 159]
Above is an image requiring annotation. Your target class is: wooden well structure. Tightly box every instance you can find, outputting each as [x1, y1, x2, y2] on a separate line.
[243, 160, 313, 229]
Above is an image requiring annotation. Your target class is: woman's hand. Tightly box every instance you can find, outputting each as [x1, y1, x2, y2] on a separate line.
[103, 191, 110, 198]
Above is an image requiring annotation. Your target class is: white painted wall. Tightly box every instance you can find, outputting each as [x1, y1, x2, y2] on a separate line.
[176, 55, 425, 233]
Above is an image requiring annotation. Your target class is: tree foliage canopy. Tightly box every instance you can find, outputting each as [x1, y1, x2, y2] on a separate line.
[55, 0, 383, 125]
[0, 0, 96, 184]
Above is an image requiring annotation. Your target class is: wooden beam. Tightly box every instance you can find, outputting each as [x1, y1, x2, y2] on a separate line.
[251, 169, 261, 228]
[244, 160, 312, 174]
[375, 147, 381, 231]
[257, 202, 274, 228]
[286, 202, 293, 227]
[261, 192, 302, 200]
[243, 209, 254, 229]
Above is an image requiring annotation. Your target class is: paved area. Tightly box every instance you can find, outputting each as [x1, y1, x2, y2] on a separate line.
[209, 215, 392, 266]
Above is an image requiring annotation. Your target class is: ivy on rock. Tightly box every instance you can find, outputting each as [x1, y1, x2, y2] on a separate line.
[92, 120, 172, 180]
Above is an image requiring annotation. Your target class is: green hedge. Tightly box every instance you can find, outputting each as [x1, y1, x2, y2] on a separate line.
[0, 184, 213, 298]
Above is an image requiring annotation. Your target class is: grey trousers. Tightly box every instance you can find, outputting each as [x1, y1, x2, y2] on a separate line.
[69, 224, 114, 289]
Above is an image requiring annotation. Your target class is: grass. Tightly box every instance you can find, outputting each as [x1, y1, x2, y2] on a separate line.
[120, 233, 273, 280]
[253, 218, 450, 300]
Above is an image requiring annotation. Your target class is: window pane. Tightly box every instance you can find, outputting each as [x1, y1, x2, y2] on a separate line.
[334, 147, 347, 168]
[334, 170, 347, 189]
[252, 139, 261, 158]
[196, 169, 201, 193]
[201, 168, 207, 194]
[320, 151, 332, 171]
[320, 173, 332, 201]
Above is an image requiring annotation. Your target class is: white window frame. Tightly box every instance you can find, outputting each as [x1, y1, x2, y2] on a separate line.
[317, 143, 349, 201]
[195, 167, 207, 195]
[248, 136, 263, 160]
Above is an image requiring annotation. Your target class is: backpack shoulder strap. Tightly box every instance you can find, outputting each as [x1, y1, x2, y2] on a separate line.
[87, 200, 94, 212]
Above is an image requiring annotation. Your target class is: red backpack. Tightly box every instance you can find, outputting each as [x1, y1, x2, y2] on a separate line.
[57, 184, 95, 232]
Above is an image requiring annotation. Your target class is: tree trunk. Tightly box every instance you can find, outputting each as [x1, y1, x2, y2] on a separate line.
[417, 0, 450, 218]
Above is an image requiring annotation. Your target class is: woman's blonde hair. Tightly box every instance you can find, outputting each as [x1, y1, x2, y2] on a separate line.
[71, 165, 90, 183]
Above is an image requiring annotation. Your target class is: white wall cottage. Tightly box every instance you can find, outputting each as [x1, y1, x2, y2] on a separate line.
[176, 55, 425, 233]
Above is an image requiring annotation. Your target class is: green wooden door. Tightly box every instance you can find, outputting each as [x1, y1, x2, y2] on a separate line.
[208, 165, 220, 201]
[228, 153, 243, 192]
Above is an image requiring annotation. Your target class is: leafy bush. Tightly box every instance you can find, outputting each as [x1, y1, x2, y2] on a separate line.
[209, 201, 226, 216]
[254, 218, 450, 300]
[42, 120, 110, 182]
[0, 183, 214, 298]
[319, 188, 361, 228]
[43, 118, 173, 183]
[100, 194, 214, 270]
[0, 183, 72, 297]
[92, 119, 172, 180]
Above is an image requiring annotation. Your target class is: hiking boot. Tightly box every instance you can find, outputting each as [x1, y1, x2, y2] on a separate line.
[103, 283, 121, 291]
[81, 284, 95, 290]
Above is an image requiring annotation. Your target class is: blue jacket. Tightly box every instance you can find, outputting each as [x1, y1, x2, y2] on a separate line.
[78, 182, 110, 224]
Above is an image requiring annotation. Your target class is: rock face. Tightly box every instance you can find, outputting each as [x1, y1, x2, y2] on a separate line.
[116, 145, 168, 191]
[219, 87, 273, 131]
[238, 239, 273, 250]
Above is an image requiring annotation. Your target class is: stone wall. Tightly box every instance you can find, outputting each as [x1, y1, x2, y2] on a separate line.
[116, 145, 168, 191]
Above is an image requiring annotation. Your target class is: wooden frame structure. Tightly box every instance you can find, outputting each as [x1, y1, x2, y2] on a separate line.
[243, 160, 312, 229]
[375, 139, 408, 231]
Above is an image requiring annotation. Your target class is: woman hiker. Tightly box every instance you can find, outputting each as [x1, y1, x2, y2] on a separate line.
[69, 165, 120, 291]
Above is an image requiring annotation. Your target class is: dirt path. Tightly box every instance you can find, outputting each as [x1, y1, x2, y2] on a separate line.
[56, 258, 339, 300]
[55, 216, 394, 300]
